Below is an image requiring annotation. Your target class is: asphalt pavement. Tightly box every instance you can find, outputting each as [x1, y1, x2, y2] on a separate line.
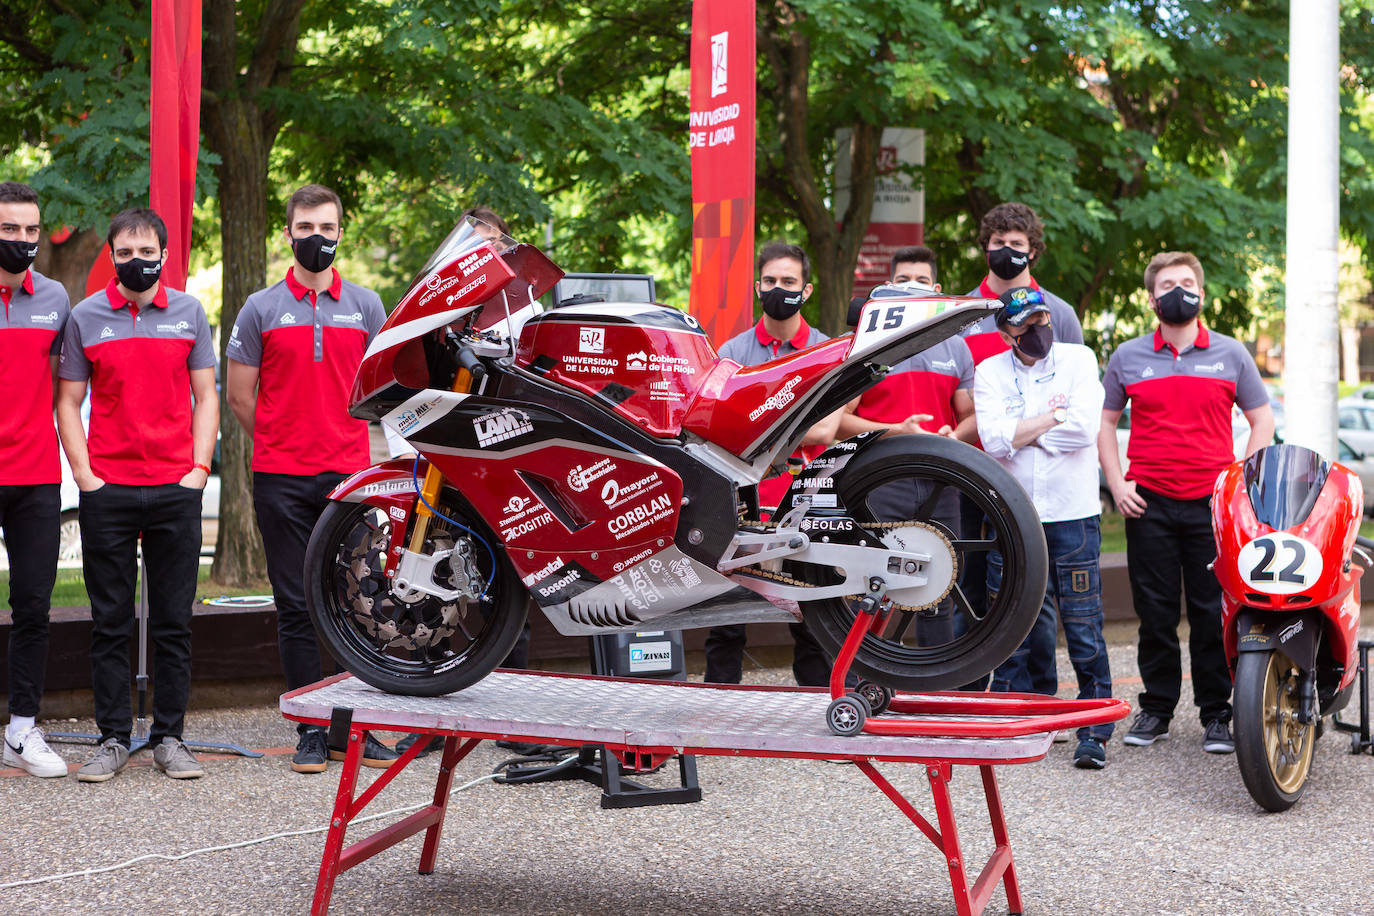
[2, 622, 1373, 916]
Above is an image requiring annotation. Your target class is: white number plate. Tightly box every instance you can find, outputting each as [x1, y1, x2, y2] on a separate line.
[1236, 533, 1322, 595]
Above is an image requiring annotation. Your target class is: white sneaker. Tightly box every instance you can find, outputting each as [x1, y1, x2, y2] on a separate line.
[3, 725, 69, 778]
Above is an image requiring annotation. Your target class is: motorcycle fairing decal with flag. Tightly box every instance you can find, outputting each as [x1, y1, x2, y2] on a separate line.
[688, 0, 755, 348]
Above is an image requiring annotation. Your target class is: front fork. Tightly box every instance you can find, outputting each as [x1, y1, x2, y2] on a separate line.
[386, 362, 481, 580]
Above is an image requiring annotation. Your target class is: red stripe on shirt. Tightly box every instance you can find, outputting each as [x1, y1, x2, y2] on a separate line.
[1123, 374, 1238, 500]
[0, 327, 60, 484]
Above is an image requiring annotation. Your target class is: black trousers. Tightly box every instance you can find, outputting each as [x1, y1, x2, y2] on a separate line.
[2, 484, 60, 718]
[80, 483, 202, 746]
[1124, 485, 1233, 725]
[704, 621, 831, 687]
[253, 472, 347, 695]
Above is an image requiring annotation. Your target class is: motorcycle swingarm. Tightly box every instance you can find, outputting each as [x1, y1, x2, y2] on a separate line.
[718, 530, 934, 602]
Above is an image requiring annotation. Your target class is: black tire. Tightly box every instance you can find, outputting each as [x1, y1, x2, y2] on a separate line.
[827, 694, 870, 736]
[1234, 649, 1315, 812]
[797, 435, 1048, 692]
[855, 680, 894, 716]
[304, 489, 527, 696]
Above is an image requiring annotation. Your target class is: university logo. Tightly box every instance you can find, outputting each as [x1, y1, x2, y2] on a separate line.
[100, 326, 114, 339]
[579, 327, 604, 354]
[710, 31, 728, 97]
[280, 312, 296, 325]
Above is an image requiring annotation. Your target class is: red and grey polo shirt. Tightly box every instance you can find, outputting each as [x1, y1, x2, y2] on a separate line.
[58, 279, 215, 486]
[0, 269, 70, 484]
[961, 279, 1084, 365]
[1102, 323, 1268, 500]
[718, 317, 829, 511]
[227, 268, 385, 475]
[854, 336, 974, 432]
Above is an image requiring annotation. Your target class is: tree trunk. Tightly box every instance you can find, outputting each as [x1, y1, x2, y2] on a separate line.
[205, 104, 271, 585]
[200, 0, 303, 586]
[34, 229, 104, 305]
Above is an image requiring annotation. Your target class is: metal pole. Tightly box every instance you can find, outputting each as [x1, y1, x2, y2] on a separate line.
[133, 543, 150, 751]
[1282, 0, 1341, 458]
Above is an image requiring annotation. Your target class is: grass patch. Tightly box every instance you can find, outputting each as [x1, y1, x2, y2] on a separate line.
[1100, 511, 1374, 556]
[2, 566, 272, 610]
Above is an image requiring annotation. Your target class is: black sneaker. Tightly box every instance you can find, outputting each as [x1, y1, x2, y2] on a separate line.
[1073, 737, 1107, 769]
[291, 728, 328, 774]
[328, 731, 401, 769]
[1202, 720, 1236, 754]
[396, 733, 445, 758]
[1122, 712, 1170, 746]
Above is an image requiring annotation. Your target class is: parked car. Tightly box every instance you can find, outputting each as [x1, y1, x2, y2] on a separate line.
[1336, 397, 1374, 458]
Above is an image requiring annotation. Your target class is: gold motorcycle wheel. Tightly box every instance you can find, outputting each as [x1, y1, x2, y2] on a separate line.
[1234, 648, 1317, 812]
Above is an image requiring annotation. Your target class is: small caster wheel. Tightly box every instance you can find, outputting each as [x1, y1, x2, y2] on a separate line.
[855, 680, 894, 716]
[827, 693, 871, 736]
[1354, 733, 1365, 755]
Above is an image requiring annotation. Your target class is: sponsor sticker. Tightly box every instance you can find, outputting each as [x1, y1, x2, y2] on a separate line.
[361, 479, 415, 497]
[599, 471, 663, 508]
[566, 458, 616, 493]
[521, 556, 564, 588]
[629, 641, 674, 673]
[561, 354, 619, 376]
[474, 407, 533, 448]
[748, 375, 803, 421]
[607, 493, 674, 541]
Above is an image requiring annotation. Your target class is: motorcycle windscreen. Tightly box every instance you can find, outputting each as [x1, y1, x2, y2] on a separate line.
[1243, 443, 1329, 530]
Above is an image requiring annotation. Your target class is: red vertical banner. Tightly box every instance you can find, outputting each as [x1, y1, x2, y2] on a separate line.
[149, 0, 202, 291]
[688, 0, 755, 349]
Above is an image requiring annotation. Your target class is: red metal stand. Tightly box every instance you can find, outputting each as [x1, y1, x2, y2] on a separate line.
[284, 670, 1129, 916]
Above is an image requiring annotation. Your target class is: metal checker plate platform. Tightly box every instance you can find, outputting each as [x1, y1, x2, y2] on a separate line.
[281, 671, 1054, 764]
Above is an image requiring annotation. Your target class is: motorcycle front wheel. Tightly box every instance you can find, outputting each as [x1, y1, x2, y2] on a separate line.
[1234, 648, 1316, 812]
[304, 491, 527, 696]
[796, 436, 1048, 692]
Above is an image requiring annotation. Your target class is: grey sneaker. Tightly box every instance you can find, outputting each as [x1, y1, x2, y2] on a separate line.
[1122, 712, 1170, 747]
[77, 737, 130, 783]
[153, 737, 205, 779]
[1202, 720, 1236, 754]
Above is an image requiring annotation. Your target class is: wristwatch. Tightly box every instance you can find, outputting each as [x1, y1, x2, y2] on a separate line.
[1052, 406, 1068, 424]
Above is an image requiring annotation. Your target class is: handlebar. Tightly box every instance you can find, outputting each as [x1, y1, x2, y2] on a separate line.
[456, 343, 486, 386]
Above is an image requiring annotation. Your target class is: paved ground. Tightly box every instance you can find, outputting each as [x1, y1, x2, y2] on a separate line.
[3, 622, 1373, 915]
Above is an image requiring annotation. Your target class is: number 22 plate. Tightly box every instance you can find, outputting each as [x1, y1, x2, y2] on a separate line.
[1236, 533, 1323, 595]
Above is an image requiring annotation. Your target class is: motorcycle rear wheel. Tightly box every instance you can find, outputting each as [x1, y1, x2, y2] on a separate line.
[796, 437, 1048, 692]
[1234, 648, 1316, 812]
[305, 491, 527, 696]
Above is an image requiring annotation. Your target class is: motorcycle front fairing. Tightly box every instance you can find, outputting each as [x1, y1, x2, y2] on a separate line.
[1212, 443, 1363, 687]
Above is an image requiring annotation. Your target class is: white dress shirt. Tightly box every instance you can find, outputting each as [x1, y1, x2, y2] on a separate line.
[973, 341, 1105, 522]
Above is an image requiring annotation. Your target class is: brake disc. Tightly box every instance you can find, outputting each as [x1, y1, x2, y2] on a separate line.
[340, 520, 474, 652]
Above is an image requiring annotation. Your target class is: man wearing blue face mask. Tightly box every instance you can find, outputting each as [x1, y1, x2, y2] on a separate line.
[973, 288, 1113, 769]
[1099, 251, 1274, 755]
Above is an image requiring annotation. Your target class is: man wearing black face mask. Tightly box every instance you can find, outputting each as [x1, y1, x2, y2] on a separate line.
[0, 181, 71, 779]
[58, 208, 218, 781]
[1100, 251, 1274, 755]
[973, 288, 1114, 768]
[960, 202, 1083, 366]
[706, 241, 840, 687]
[226, 184, 392, 774]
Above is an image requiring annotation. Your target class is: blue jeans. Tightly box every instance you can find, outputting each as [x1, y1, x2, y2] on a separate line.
[988, 516, 1114, 740]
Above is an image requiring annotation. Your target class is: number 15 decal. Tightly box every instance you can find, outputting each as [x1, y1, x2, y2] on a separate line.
[864, 304, 906, 333]
[1237, 534, 1323, 595]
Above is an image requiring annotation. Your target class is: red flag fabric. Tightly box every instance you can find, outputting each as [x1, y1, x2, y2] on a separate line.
[149, 0, 202, 291]
[688, 0, 755, 349]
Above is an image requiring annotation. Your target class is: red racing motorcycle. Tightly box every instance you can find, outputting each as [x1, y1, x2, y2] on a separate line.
[303, 218, 1048, 699]
[1212, 443, 1367, 811]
